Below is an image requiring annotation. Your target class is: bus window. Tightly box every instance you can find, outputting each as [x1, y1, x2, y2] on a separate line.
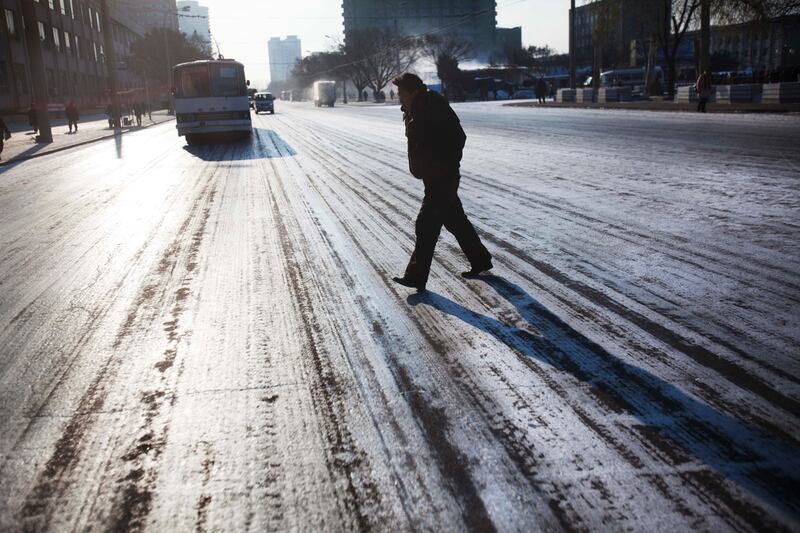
[210, 63, 245, 97]
[178, 65, 210, 98]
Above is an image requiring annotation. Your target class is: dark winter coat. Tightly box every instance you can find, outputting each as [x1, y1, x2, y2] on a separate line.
[402, 90, 466, 181]
[66, 104, 79, 121]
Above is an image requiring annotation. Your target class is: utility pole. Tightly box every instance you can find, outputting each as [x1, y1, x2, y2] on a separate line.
[20, 0, 53, 142]
[699, 0, 710, 74]
[99, 0, 121, 129]
[569, 0, 576, 89]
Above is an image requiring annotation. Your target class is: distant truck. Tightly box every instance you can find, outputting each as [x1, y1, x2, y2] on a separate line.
[313, 81, 337, 107]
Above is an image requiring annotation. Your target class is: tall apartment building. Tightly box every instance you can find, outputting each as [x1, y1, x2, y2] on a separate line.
[115, 0, 179, 34]
[341, 0, 517, 63]
[177, 0, 210, 46]
[0, 0, 146, 112]
[268, 35, 301, 83]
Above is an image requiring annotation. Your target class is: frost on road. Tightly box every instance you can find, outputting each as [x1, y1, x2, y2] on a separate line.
[0, 102, 798, 531]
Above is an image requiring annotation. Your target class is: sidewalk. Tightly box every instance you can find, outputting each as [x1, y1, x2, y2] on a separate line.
[505, 99, 800, 114]
[0, 110, 175, 166]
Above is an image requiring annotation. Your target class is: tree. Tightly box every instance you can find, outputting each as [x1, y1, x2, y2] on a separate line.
[586, 0, 625, 88]
[655, 0, 703, 99]
[422, 33, 473, 98]
[289, 51, 343, 94]
[130, 28, 212, 86]
[345, 28, 420, 101]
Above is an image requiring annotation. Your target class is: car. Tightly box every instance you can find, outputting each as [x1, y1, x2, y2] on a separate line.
[254, 92, 275, 114]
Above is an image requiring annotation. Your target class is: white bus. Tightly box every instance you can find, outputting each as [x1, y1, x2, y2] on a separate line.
[172, 59, 252, 144]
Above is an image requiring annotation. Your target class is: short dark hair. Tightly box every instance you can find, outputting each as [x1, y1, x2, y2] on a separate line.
[392, 72, 425, 93]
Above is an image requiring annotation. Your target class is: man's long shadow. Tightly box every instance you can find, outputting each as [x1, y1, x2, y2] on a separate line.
[407, 276, 800, 519]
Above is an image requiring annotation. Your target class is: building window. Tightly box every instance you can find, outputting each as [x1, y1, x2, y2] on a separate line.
[4, 9, 16, 38]
[38, 21, 47, 44]
[69, 0, 75, 19]
[95, 11, 100, 32]
[75, 35, 80, 57]
[52, 27, 61, 51]
[65, 31, 72, 53]
[48, 0, 55, 10]
[88, 8, 93, 29]
[60, 0, 66, 15]
[93, 41, 98, 62]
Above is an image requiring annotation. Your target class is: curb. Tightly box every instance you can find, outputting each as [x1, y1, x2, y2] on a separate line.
[0, 116, 176, 167]
[503, 101, 800, 115]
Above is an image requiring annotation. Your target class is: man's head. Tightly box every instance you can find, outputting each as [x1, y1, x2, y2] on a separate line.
[393, 73, 425, 108]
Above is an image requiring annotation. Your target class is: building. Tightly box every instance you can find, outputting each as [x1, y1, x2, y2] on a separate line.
[115, 0, 179, 34]
[572, 0, 661, 68]
[176, 0, 210, 46]
[341, 0, 517, 63]
[685, 15, 800, 73]
[0, 0, 147, 113]
[268, 35, 301, 83]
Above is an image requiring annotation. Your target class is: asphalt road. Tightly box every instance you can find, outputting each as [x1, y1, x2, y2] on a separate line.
[1, 101, 799, 532]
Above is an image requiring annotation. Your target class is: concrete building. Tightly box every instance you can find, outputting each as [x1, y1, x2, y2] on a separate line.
[341, 0, 519, 63]
[115, 0, 179, 34]
[268, 35, 301, 83]
[572, 0, 661, 68]
[0, 0, 147, 113]
[177, 0, 210, 46]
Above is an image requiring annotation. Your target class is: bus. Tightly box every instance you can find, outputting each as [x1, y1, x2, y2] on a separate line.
[172, 59, 252, 144]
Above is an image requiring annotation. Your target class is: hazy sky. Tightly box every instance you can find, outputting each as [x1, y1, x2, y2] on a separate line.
[199, 0, 571, 88]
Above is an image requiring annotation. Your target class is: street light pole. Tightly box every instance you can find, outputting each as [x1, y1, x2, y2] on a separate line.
[569, 0, 576, 90]
[699, 0, 710, 74]
[100, 0, 121, 129]
[20, 0, 53, 142]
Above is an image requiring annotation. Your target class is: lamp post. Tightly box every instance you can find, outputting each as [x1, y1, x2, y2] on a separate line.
[20, 0, 53, 142]
[569, 0, 576, 90]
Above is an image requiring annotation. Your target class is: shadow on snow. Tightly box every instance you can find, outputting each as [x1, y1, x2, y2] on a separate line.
[407, 275, 800, 524]
[181, 128, 296, 161]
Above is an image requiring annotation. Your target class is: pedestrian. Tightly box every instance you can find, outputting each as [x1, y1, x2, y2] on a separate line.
[390, 89, 395, 101]
[390, 73, 492, 291]
[28, 104, 39, 135]
[0, 115, 11, 160]
[696, 70, 712, 113]
[536, 77, 547, 104]
[134, 103, 143, 127]
[106, 103, 114, 128]
[362, 89, 367, 102]
[66, 101, 79, 133]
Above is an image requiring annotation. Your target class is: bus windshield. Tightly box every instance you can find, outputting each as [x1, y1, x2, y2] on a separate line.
[175, 63, 247, 98]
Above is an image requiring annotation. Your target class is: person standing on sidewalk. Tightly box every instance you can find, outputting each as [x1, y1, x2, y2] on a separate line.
[696, 70, 712, 113]
[0, 116, 11, 160]
[66, 101, 79, 133]
[28, 104, 39, 135]
[391, 73, 493, 291]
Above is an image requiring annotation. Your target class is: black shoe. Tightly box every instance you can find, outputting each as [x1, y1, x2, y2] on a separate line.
[393, 276, 426, 291]
[461, 261, 493, 278]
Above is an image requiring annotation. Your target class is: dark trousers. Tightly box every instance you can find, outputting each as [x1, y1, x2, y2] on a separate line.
[697, 98, 708, 113]
[68, 119, 78, 131]
[404, 177, 491, 283]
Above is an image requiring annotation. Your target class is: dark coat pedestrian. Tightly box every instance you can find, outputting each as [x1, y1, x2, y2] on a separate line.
[28, 105, 39, 134]
[134, 102, 143, 127]
[0, 116, 11, 160]
[391, 73, 492, 291]
[536, 77, 547, 104]
[66, 101, 79, 133]
[696, 71, 712, 113]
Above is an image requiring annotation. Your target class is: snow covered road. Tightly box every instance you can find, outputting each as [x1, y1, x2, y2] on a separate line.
[1, 101, 798, 531]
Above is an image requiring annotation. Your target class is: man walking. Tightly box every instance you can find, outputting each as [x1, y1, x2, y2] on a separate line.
[696, 70, 712, 113]
[66, 101, 79, 133]
[0, 115, 11, 160]
[391, 73, 492, 291]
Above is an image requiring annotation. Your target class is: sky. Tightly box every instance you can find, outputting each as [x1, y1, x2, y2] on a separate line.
[199, 0, 571, 88]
